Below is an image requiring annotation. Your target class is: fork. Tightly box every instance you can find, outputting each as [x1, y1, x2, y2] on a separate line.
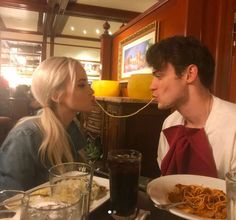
[153, 201, 187, 210]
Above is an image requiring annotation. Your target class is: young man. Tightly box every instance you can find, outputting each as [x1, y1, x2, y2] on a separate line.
[146, 36, 236, 179]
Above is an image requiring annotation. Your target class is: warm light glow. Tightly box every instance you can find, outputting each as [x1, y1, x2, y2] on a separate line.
[96, 29, 100, 34]
[83, 30, 87, 34]
[2, 66, 19, 88]
[16, 56, 26, 65]
[1, 66, 32, 88]
[109, 31, 112, 35]
[70, 26, 75, 31]
[10, 48, 17, 53]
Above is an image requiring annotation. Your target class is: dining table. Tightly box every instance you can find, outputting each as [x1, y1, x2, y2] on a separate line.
[0, 174, 185, 220]
[89, 175, 185, 220]
[89, 191, 184, 220]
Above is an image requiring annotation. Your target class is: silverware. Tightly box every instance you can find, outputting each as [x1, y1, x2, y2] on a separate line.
[93, 168, 109, 177]
[0, 190, 25, 208]
[154, 201, 187, 210]
[0, 210, 16, 219]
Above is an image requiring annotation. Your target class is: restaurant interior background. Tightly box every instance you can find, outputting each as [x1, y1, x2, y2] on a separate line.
[0, 0, 157, 87]
[1, 0, 236, 178]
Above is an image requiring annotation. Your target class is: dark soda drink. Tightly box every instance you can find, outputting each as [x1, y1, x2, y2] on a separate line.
[107, 150, 142, 218]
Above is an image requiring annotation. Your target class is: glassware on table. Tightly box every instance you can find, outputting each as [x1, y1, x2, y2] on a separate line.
[48, 162, 94, 219]
[107, 149, 142, 220]
[226, 170, 236, 220]
[20, 184, 83, 220]
[0, 189, 24, 219]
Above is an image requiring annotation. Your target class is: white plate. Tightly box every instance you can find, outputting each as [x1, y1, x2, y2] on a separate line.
[90, 176, 109, 211]
[147, 174, 226, 220]
[4, 176, 109, 220]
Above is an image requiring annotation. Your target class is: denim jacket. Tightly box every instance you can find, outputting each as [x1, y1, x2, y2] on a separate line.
[0, 119, 86, 191]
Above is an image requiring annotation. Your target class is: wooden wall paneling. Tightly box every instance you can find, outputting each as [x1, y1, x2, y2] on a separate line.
[95, 98, 170, 177]
[184, 0, 204, 38]
[229, 1, 236, 102]
[230, 23, 236, 102]
[212, 0, 235, 101]
[200, 0, 219, 55]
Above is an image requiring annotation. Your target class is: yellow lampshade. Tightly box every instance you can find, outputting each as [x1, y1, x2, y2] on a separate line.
[127, 74, 153, 99]
[92, 80, 120, 97]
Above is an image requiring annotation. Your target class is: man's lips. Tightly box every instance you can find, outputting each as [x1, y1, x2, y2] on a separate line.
[152, 96, 158, 101]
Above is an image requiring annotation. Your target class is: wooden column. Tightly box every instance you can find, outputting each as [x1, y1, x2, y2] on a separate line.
[50, 34, 54, 57]
[42, 33, 47, 61]
[100, 21, 113, 80]
[0, 39, 2, 75]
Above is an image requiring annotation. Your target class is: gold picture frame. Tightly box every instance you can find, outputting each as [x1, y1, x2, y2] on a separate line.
[118, 21, 159, 81]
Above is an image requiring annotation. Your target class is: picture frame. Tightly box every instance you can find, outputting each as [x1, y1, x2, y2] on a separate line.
[80, 60, 101, 81]
[118, 21, 159, 81]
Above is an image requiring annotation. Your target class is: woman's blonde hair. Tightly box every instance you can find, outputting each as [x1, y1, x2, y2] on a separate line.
[19, 57, 84, 166]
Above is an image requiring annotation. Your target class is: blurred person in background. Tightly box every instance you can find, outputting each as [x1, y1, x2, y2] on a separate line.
[12, 84, 30, 99]
[0, 75, 10, 116]
[0, 57, 94, 190]
[146, 35, 236, 179]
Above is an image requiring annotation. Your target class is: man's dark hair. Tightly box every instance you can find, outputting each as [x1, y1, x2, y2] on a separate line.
[146, 35, 215, 89]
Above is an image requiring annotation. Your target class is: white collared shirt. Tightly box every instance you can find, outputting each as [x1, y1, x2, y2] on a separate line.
[157, 96, 236, 179]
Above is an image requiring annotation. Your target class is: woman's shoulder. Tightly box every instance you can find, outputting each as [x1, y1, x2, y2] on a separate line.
[9, 117, 41, 138]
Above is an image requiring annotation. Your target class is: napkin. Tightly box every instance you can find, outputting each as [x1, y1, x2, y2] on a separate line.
[161, 125, 217, 177]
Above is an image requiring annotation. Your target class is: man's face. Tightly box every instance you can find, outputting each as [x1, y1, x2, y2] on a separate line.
[150, 63, 188, 110]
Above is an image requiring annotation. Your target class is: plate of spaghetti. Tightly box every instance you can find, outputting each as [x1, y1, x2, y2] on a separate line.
[147, 175, 226, 220]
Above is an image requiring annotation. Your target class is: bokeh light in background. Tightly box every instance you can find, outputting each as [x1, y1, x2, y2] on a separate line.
[1, 66, 32, 88]
[0, 40, 41, 88]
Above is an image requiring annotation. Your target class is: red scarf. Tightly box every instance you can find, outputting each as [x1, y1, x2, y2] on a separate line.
[161, 125, 217, 178]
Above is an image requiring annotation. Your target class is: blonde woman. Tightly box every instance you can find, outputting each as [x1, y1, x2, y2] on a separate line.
[0, 57, 94, 190]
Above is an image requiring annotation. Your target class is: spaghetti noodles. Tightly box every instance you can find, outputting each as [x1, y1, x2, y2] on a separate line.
[168, 184, 227, 219]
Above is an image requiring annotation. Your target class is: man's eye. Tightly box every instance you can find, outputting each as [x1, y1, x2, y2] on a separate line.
[155, 73, 161, 78]
[152, 71, 161, 78]
[77, 83, 87, 88]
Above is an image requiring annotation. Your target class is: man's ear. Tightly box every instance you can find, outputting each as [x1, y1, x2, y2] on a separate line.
[185, 64, 198, 83]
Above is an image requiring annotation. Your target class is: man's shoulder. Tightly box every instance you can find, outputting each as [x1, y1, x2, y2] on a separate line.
[214, 96, 236, 117]
[162, 110, 183, 128]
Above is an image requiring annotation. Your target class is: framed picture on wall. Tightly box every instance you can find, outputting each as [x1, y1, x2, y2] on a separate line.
[80, 60, 101, 81]
[118, 21, 159, 81]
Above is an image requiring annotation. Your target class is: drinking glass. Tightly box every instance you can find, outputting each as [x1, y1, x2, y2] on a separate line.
[48, 162, 94, 219]
[0, 190, 24, 219]
[226, 170, 236, 220]
[20, 184, 83, 220]
[107, 149, 142, 220]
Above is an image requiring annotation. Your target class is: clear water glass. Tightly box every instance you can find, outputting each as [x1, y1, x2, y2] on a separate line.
[0, 189, 24, 219]
[48, 162, 94, 219]
[20, 184, 83, 220]
[226, 170, 236, 220]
